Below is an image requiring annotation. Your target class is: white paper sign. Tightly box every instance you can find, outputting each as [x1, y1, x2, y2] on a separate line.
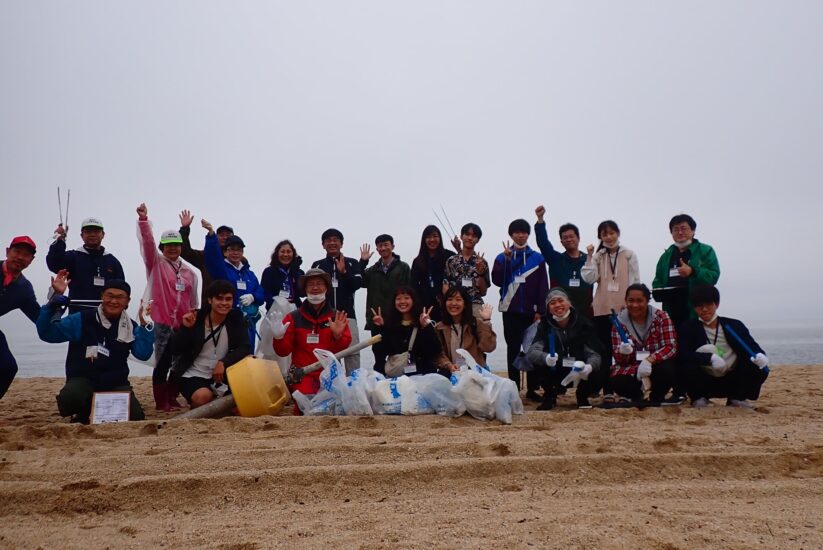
[91, 392, 131, 424]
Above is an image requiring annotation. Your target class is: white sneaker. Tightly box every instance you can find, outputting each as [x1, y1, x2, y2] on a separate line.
[691, 397, 709, 408]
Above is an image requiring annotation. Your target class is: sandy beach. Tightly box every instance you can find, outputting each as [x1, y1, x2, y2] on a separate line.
[0, 365, 821, 549]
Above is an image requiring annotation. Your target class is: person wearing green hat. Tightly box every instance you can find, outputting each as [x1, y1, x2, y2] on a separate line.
[137, 203, 200, 411]
[47, 216, 125, 314]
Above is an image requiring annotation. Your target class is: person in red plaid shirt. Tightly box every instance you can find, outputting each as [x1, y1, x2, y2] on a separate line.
[610, 283, 679, 404]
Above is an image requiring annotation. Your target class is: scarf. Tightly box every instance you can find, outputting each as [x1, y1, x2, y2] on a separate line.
[96, 305, 135, 343]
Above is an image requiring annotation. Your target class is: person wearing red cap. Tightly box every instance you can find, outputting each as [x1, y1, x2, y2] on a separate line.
[0, 236, 40, 399]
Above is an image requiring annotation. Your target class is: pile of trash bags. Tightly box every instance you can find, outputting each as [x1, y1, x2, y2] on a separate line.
[292, 349, 524, 424]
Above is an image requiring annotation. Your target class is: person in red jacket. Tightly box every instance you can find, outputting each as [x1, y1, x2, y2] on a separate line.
[271, 268, 351, 408]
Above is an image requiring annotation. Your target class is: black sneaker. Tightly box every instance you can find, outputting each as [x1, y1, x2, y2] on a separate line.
[576, 397, 593, 409]
[661, 395, 686, 406]
[525, 390, 542, 402]
[536, 395, 556, 410]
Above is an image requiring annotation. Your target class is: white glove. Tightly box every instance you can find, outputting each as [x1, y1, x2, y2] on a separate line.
[239, 293, 254, 306]
[545, 353, 558, 367]
[561, 361, 592, 388]
[269, 311, 290, 340]
[752, 353, 769, 369]
[636, 359, 652, 380]
[710, 353, 726, 372]
[618, 341, 634, 355]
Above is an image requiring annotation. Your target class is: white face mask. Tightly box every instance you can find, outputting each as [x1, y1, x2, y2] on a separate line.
[552, 309, 571, 322]
[306, 293, 325, 305]
[701, 313, 718, 325]
[675, 238, 693, 249]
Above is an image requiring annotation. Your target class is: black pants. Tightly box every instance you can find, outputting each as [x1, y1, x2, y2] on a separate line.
[0, 330, 18, 400]
[542, 364, 594, 405]
[611, 359, 677, 401]
[686, 362, 768, 401]
[592, 315, 614, 395]
[56, 377, 146, 423]
[503, 311, 539, 392]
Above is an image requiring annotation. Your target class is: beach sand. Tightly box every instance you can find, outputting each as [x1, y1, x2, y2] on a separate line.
[0, 365, 821, 549]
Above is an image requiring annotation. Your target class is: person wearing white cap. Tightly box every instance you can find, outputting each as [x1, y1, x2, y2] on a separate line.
[47, 215, 125, 314]
[136, 203, 200, 411]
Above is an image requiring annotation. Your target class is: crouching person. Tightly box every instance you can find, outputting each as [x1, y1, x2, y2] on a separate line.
[679, 284, 769, 409]
[610, 284, 679, 404]
[37, 272, 153, 423]
[171, 280, 251, 409]
[526, 288, 602, 410]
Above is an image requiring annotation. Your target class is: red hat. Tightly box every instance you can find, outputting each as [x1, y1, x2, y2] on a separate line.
[8, 236, 37, 254]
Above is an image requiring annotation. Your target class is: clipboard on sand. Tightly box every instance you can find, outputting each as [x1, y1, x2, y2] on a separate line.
[91, 392, 131, 424]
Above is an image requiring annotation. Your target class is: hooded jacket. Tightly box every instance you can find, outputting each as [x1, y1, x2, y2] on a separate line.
[272, 302, 352, 371]
[491, 246, 549, 314]
[526, 308, 602, 371]
[203, 233, 264, 309]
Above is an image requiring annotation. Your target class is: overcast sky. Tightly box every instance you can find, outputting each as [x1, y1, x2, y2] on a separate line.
[1, 1, 821, 329]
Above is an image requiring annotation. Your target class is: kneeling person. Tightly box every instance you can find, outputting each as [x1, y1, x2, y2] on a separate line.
[172, 281, 252, 409]
[679, 285, 769, 408]
[526, 288, 602, 410]
[37, 273, 153, 423]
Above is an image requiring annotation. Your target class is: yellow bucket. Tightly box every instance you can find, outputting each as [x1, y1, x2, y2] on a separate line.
[226, 357, 290, 417]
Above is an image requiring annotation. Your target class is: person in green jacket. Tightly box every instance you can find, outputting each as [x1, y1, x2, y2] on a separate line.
[359, 234, 411, 364]
[652, 214, 720, 329]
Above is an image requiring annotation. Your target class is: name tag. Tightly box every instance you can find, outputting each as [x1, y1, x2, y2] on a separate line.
[175, 281, 186, 292]
[514, 274, 527, 284]
[236, 280, 247, 290]
[93, 276, 105, 287]
[461, 277, 473, 287]
[331, 278, 339, 288]
[404, 362, 417, 374]
[636, 351, 650, 361]
[568, 278, 581, 287]
[669, 267, 680, 278]
[278, 290, 291, 298]
[607, 280, 620, 292]
[96, 345, 110, 357]
[306, 333, 320, 344]
[562, 357, 576, 367]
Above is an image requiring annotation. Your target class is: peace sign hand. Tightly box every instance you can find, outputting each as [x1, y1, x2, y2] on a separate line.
[475, 252, 487, 275]
[502, 240, 513, 259]
[419, 306, 433, 327]
[370, 307, 384, 327]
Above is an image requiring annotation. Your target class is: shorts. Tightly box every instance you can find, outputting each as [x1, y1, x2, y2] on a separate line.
[180, 376, 213, 403]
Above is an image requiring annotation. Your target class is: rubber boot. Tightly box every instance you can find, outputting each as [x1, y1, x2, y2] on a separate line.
[152, 383, 173, 412]
[166, 381, 183, 411]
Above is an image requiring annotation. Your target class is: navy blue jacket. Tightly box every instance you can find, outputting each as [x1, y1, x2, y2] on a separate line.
[37, 306, 154, 389]
[678, 316, 765, 372]
[260, 258, 305, 310]
[310, 256, 362, 318]
[534, 222, 593, 316]
[0, 272, 39, 323]
[46, 240, 125, 313]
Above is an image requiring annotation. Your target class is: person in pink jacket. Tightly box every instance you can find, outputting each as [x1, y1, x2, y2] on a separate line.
[137, 203, 200, 411]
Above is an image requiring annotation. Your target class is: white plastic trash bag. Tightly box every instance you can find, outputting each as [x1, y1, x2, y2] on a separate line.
[258, 297, 297, 376]
[416, 373, 465, 417]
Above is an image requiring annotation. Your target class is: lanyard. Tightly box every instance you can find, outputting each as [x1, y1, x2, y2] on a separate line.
[207, 317, 225, 353]
[608, 247, 620, 278]
[628, 317, 646, 348]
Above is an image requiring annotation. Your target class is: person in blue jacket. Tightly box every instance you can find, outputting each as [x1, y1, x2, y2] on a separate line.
[533, 205, 593, 318]
[37, 273, 154, 423]
[46, 217, 125, 314]
[201, 219, 264, 348]
[0, 236, 40, 400]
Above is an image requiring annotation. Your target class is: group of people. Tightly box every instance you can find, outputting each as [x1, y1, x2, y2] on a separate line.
[0, 203, 770, 422]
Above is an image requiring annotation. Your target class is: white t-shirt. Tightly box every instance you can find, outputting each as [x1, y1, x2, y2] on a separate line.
[183, 323, 229, 379]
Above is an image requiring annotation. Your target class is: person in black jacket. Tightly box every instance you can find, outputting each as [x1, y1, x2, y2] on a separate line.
[261, 239, 304, 310]
[678, 285, 769, 409]
[171, 280, 251, 409]
[47, 217, 125, 314]
[409, 225, 456, 323]
[311, 228, 363, 374]
[526, 288, 603, 410]
[370, 286, 445, 377]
